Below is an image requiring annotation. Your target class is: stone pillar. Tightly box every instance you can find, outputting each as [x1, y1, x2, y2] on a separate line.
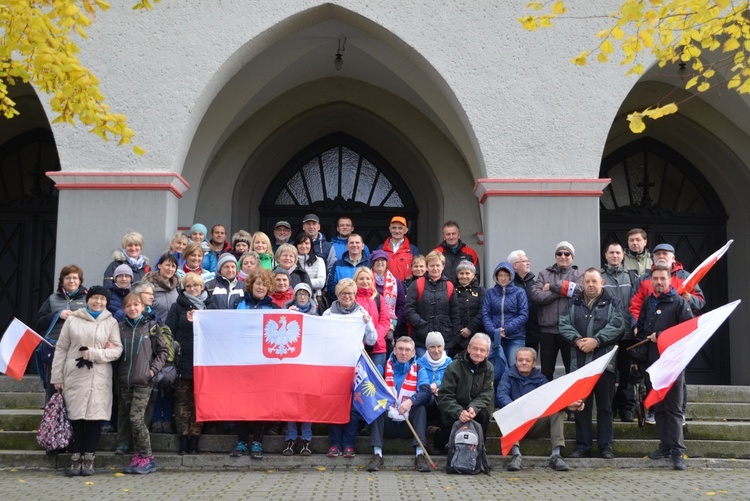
[47, 172, 190, 284]
[474, 178, 611, 284]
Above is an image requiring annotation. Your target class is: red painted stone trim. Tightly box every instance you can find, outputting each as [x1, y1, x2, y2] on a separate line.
[46, 171, 191, 199]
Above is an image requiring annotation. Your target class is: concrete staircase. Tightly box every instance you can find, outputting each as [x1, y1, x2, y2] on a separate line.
[2, 375, 749, 470]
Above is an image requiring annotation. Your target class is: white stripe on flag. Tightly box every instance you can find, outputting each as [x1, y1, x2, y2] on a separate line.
[193, 310, 365, 367]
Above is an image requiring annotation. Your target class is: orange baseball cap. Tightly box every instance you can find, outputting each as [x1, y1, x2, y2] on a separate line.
[390, 216, 407, 226]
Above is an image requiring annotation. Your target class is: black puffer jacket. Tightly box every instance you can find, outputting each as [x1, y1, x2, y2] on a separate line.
[453, 278, 486, 351]
[403, 275, 461, 352]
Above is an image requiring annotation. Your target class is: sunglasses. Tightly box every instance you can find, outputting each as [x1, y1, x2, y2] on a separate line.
[556, 251, 571, 257]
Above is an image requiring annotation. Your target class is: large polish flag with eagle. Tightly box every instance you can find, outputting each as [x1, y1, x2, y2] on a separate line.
[193, 310, 364, 423]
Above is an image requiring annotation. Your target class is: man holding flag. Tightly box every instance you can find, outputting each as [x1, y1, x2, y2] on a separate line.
[635, 265, 694, 470]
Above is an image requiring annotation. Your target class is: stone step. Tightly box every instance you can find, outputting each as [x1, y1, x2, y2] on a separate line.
[0, 375, 44, 393]
[3, 431, 750, 459]
[687, 385, 750, 403]
[0, 409, 44, 431]
[688, 402, 750, 420]
[0, 392, 44, 410]
[1, 451, 748, 471]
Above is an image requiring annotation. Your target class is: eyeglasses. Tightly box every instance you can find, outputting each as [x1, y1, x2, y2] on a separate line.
[338, 291, 355, 297]
[556, 252, 571, 257]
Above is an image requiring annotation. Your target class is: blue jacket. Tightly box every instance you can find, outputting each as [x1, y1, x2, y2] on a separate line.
[482, 262, 529, 344]
[386, 353, 431, 407]
[496, 365, 548, 408]
[416, 354, 452, 388]
[231, 294, 279, 310]
[326, 252, 370, 298]
[107, 284, 130, 316]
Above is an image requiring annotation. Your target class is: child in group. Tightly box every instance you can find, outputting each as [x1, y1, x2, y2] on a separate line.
[117, 293, 169, 474]
[283, 283, 318, 455]
[189, 223, 217, 273]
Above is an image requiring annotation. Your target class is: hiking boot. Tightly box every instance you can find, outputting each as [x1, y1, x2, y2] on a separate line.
[365, 454, 384, 472]
[283, 440, 295, 456]
[648, 448, 671, 459]
[65, 453, 82, 477]
[133, 455, 157, 474]
[250, 441, 263, 459]
[645, 411, 656, 425]
[415, 453, 432, 473]
[81, 453, 95, 476]
[549, 454, 570, 472]
[124, 453, 142, 474]
[327, 446, 342, 458]
[188, 435, 200, 454]
[343, 447, 356, 459]
[673, 453, 687, 471]
[600, 447, 614, 459]
[620, 410, 635, 423]
[230, 441, 248, 457]
[568, 448, 591, 459]
[300, 440, 312, 456]
[507, 454, 522, 472]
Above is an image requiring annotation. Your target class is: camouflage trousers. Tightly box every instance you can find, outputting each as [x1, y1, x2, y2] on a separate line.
[175, 379, 203, 436]
[117, 386, 153, 456]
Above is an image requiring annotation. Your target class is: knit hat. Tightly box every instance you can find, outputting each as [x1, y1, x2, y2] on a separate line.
[190, 223, 208, 237]
[294, 282, 312, 296]
[555, 241, 575, 257]
[369, 249, 389, 265]
[217, 253, 237, 275]
[86, 285, 111, 303]
[425, 331, 445, 348]
[114, 264, 133, 279]
[456, 260, 476, 274]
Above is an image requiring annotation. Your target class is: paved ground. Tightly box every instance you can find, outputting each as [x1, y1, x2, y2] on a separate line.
[2, 466, 749, 500]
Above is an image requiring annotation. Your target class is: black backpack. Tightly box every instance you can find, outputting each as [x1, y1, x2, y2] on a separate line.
[445, 419, 490, 475]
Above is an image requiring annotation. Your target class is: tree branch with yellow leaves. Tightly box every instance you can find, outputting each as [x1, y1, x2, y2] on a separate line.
[0, 0, 159, 155]
[520, 0, 750, 132]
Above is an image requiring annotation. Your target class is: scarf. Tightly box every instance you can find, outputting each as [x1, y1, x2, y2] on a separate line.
[329, 300, 360, 315]
[290, 300, 313, 314]
[272, 288, 294, 308]
[123, 249, 146, 270]
[182, 263, 203, 275]
[150, 271, 178, 292]
[184, 290, 208, 310]
[86, 307, 102, 319]
[426, 351, 449, 370]
[384, 358, 419, 421]
[375, 271, 399, 319]
[238, 269, 248, 281]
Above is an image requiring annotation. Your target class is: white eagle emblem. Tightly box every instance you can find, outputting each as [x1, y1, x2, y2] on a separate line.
[263, 315, 301, 358]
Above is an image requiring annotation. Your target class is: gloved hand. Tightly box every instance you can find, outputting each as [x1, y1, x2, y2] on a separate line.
[75, 357, 93, 370]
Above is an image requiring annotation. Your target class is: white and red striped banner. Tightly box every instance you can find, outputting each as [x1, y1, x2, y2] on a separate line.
[645, 300, 740, 409]
[193, 310, 364, 423]
[0, 319, 44, 380]
[494, 348, 617, 456]
[676, 240, 733, 295]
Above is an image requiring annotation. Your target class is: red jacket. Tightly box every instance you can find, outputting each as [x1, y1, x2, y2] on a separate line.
[629, 261, 705, 321]
[378, 237, 419, 282]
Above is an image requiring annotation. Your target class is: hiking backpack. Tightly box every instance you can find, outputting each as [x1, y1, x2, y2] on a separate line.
[445, 419, 491, 475]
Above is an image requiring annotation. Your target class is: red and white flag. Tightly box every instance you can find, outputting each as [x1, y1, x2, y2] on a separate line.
[193, 310, 364, 423]
[494, 348, 617, 456]
[0, 319, 44, 380]
[676, 240, 733, 295]
[645, 300, 740, 409]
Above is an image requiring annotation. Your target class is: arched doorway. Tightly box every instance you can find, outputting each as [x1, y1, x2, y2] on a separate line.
[0, 128, 59, 332]
[599, 137, 729, 384]
[259, 132, 419, 250]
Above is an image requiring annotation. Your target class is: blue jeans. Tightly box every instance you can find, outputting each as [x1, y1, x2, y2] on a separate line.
[370, 353, 387, 375]
[328, 407, 362, 449]
[501, 337, 526, 369]
[286, 422, 312, 441]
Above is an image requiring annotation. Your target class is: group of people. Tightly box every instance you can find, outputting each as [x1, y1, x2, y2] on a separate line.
[35, 215, 701, 475]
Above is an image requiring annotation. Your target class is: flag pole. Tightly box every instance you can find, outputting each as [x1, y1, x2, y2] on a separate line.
[404, 416, 437, 470]
[626, 338, 650, 352]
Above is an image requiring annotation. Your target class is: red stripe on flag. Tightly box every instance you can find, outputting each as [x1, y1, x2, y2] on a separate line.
[657, 316, 699, 355]
[6, 329, 42, 380]
[644, 382, 676, 409]
[500, 373, 602, 456]
[194, 364, 355, 423]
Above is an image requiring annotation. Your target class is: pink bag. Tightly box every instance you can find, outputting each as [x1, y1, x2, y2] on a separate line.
[37, 392, 72, 451]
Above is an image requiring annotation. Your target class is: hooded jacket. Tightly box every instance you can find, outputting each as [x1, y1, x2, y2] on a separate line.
[117, 317, 168, 388]
[482, 262, 529, 343]
[103, 249, 150, 288]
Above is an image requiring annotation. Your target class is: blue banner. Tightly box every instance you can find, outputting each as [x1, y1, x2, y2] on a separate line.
[352, 352, 396, 424]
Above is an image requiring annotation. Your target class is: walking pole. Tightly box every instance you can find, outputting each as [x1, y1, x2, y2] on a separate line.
[404, 415, 437, 470]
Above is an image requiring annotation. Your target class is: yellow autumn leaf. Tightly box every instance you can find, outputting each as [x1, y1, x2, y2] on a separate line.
[728, 74, 741, 89]
[571, 51, 589, 66]
[627, 112, 646, 133]
[85, 481, 94, 485]
[702, 68, 715, 79]
[723, 37, 740, 52]
[713, 0, 730, 7]
[697, 81, 710, 92]
[316, 466, 326, 471]
[551, 1, 566, 15]
[132, 145, 146, 155]
[527, 2, 543, 10]
[601, 39, 615, 54]
[611, 25, 626, 40]
[539, 16, 553, 28]
[114, 472, 125, 477]
[519, 16, 538, 31]
[597, 52, 609, 62]
[685, 75, 699, 89]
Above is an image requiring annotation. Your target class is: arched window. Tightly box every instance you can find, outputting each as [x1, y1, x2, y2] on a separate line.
[260, 132, 418, 247]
